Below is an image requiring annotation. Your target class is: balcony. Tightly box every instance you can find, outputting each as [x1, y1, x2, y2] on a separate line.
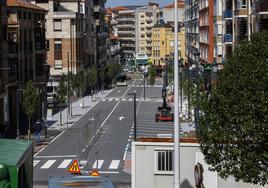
[8, 42, 18, 54]
[255, 0, 268, 13]
[224, 34, 233, 43]
[224, 10, 233, 19]
[234, 9, 248, 17]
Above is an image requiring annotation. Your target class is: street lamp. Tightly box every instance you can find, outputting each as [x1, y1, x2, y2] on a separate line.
[193, 51, 200, 131]
[143, 71, 146, 100]
[179, 59, 184, 114]
[128, 91, 137, 141]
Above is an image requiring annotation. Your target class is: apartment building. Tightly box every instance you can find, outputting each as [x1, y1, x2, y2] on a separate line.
[185, 0, 199, 64]
[0, 0, 8, 137]
[199, 0, 214, 64]
[151, 23, 185, 69]
[33, 0, 85, 77]
[135, 2, 160, 58]
[117, 8, 136, 60]
[161, 1, 185, 23]
[7, 0, 47, 135]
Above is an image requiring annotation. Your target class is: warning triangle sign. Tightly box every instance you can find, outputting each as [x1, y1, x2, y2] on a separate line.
[68, 160, 81, 174]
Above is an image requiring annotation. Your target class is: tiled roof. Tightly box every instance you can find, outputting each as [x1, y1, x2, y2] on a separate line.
[162, 1, 185, 9]
[7, 0, 46, 11]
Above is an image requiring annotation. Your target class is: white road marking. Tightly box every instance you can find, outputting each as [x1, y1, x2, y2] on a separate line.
[119, 116, 125, 121]
[57, 159, 72, 169]
[108, 99, 113, 101]
[35, 155, 77, 159]
[129, 98, 133, 101]
[33, 160, 40, 167]
[102, 99, 106, 102]
[81, 171, 119, 174]
[109, 160, 120, 169]
[115, 98, 119, 101]
[40, 160, 56, 169]
[122, 98, 126, 101]
[136, 98, 139, 101]
[92, 160, 104, 169]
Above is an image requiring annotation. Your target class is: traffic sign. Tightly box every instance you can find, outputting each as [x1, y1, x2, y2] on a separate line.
[90, 170, 99, 176]
[68, 160, 81, 174]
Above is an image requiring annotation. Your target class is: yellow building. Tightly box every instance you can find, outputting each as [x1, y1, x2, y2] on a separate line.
[151, 23, 185, 68]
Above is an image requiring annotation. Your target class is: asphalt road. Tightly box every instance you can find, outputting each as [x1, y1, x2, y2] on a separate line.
[33, 73, 176, 187]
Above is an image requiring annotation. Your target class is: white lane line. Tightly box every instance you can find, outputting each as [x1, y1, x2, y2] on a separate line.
[122, 98, 126, 101]
[115, 98, 119, 101]
[35, 155, 77, 159]
[109, 160, 120, 169]
[92, 160, 104, 169]
[136, 99, 139, 101]
[108, 99, 113, 101]
[33, 160, 40, 167]
[40, 160, 56, 169]
[102, 99, 106, 102]
[129, 98, 133, 101]
[57, 159, 72, 169]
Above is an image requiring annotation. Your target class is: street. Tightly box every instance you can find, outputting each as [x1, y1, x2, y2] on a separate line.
[33, 73, 175, 187]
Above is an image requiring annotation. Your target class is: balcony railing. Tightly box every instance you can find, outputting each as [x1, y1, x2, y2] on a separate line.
[224, 10, 233, 19]
[224, 34, 233, 43]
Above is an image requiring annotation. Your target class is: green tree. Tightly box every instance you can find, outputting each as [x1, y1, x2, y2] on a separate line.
[87, 66, 97, 98]
[56, 75, 67, 126]
[22, 80, 39, 140]
[148, 64, 156, 87]
[198, 31, 268, 185]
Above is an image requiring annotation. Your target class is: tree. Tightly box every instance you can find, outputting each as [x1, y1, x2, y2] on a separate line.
[198, 31, 268, 185]
[22, 80, 39, 140]
[87, 66, 97, 98]
[76, 70, 87, 107]
[56, 75, 67, 126]
[148, 64, 156, 87]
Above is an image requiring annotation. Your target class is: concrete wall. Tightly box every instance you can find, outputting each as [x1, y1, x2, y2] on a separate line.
[132, 142, 268, 188]
[162, 8, 184, 23]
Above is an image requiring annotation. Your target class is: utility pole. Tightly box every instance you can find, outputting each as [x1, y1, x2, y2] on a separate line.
[174, 0, 180, 187]
[67, 52, 70, 118]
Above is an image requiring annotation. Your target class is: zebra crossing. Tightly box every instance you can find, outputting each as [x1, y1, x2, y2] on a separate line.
[33, 159, 121, 170]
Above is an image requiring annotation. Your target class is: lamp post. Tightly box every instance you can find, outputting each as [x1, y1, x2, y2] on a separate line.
[143, 71, 146, 100]
[128, 91, 137, 141]
[179, 59, 184, 113]
[194, 51, 200, 131]
[174, 0, 180, 187]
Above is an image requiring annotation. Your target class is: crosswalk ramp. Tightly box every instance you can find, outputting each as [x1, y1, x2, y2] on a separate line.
[33, 159, 121, 170]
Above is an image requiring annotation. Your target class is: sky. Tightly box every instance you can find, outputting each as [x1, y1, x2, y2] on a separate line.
[105, 0, 173, 8]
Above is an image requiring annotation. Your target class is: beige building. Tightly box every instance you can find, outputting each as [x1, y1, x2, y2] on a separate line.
[7, 0, 48, 135]
[0, 0, 8, 136]
[135, 2, 160, 58]
[151, 23, 185, 68]
[33, 0, 85, 77]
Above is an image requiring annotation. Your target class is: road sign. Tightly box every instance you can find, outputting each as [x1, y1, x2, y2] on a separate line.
[68, 160, 81, 174]
[90, 170, 99, 176]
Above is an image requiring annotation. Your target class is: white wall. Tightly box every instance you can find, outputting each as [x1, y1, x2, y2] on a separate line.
[132, 142, 268, 188]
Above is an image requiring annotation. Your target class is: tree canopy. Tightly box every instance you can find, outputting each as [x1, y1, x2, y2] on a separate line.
[198, 31, 268, 185]
[148, 64, 156, 86]
[22, 80, 39, 118]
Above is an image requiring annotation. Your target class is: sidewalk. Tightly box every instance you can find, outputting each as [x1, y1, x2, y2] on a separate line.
[32, 89, 113, 153]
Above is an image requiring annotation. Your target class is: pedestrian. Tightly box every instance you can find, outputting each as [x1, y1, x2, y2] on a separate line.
[34, 120, 42, 144]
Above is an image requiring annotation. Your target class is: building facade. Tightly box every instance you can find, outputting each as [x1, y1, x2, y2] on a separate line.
[151, 23, 186, 67]
[0, 0, 9, 137]
[117, 8, 136, 61]
[7, 0, 47, 135]
[34, 0, 85, 77]
[161, 1, 185, 23]
[135, 2, 160, 58]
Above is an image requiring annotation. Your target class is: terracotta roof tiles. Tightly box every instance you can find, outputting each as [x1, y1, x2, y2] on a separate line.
[162, 1, 185, 9]
[7, 0, 46, 11]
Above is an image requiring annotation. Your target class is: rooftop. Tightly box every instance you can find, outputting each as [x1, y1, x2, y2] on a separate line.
[137, 137, 198, 143]
[162, 1, 185, 9]
[7, 0, 46, 11]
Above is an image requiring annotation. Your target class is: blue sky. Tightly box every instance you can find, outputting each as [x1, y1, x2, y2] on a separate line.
[106, 0, 173, 8]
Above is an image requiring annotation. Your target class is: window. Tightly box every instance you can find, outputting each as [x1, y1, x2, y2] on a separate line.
[54, 19, 62, 31]
[54, 39, 62, 69]
[155, 149, 174, 174]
